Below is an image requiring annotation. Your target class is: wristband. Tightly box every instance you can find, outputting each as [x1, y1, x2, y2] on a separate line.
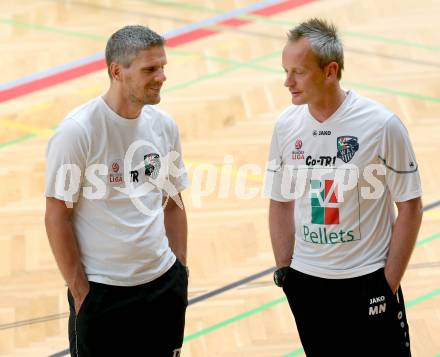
[273, 267, 290, 287]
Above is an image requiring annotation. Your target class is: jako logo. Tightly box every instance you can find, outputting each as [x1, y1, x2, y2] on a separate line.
[313, 130, 331, 136]
[310, 179, 339, 225]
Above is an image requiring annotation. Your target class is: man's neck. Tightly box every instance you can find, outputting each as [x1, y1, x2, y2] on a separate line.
[308, 86, 346, 123]
[103, 89, 142, 119]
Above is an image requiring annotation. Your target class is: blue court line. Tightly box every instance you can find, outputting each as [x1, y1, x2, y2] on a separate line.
[188, 267, 276, 305]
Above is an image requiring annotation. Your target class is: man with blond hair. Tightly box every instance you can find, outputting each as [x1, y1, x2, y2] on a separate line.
[266, 18, 422, 356]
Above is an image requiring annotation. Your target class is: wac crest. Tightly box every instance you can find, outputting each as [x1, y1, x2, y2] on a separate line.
[336, 136, 359, 163]
[144, 153, 161, 179]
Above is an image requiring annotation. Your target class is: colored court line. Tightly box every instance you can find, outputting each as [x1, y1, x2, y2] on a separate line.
[281, 347, 305, 357]
[423, 200, 440, 211]
[416, 232, 440, 247]
[0, 18, 107, 43]
[0, 0, 312, 103]
[406, 288, 440, 308]
[188, 267, 276, 305]
[0, 134, 36, 149]
[0, 119, 54, 136]
[163, 50, 280, 92]
[343, 81, 440, 103]
[342, 31, 440, 52]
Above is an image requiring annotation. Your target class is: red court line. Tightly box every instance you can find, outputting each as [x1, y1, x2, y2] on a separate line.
[253, 0, 313, 15]
[219, 18, 252, 27]
[0, 0, 314, 104]
[166, 28, 218, 47]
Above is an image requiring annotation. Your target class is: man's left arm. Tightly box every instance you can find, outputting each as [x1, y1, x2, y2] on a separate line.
[384, 197, 423, 293]
[163, 193, 188, 265]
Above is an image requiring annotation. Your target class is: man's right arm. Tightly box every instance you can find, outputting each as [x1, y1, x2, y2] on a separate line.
[269, 199, 295, 268]
[45, 197, 89, 314]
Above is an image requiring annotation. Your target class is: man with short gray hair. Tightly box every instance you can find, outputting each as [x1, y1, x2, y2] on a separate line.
[45, 25, 189, 356]
[266, 18, 422, 356]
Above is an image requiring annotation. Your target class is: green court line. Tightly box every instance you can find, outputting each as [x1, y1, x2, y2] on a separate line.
[406, 288, 440, 308]
[343, 31, 440, 52]
[342, 81, 440, 103]
[183, 296, 287, 342]
[416, 231, 440, 247]
[281, 347, 305, 357]
[168, 48, 281, 74]
[164, 50, 280, 93]
[0, 18, 107, 42]
[0, 134, 36, 149]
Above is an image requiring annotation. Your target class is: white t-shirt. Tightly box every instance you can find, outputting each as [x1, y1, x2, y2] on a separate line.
[265, 91, 422, 279]
[45, 97, 189, 286]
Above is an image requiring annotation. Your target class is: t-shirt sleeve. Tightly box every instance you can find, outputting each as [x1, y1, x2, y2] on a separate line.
[264, 124, 293, 202]
[167, 122, 189, 194]
[44, 119, 89, 203]
[379, 115, 422, 202]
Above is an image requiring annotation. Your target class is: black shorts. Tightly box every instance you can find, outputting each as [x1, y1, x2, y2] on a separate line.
[283, 268, 411, 357]
[67, 260, 188, 357]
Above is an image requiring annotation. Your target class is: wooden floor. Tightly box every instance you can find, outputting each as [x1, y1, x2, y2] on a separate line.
[0, 0, 439, 356]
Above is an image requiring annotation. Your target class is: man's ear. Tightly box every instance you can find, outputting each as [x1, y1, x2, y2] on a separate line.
[109, 63, 122, 81]
[325, 62, 339, 80]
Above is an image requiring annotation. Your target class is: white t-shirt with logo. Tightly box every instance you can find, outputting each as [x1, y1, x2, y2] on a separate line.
[265, 91, 422, 279]
[45, 97, 189, 286]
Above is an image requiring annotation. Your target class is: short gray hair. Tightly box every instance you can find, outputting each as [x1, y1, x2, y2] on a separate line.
[288, 18, 344, 79]
[105, 25, 165, 78]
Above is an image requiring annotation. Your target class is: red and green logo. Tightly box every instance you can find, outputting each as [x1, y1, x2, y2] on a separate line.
[310, 179, 340, 225]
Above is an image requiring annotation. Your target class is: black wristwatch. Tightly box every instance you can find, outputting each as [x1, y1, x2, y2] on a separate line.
[273, 267, 290, 287]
